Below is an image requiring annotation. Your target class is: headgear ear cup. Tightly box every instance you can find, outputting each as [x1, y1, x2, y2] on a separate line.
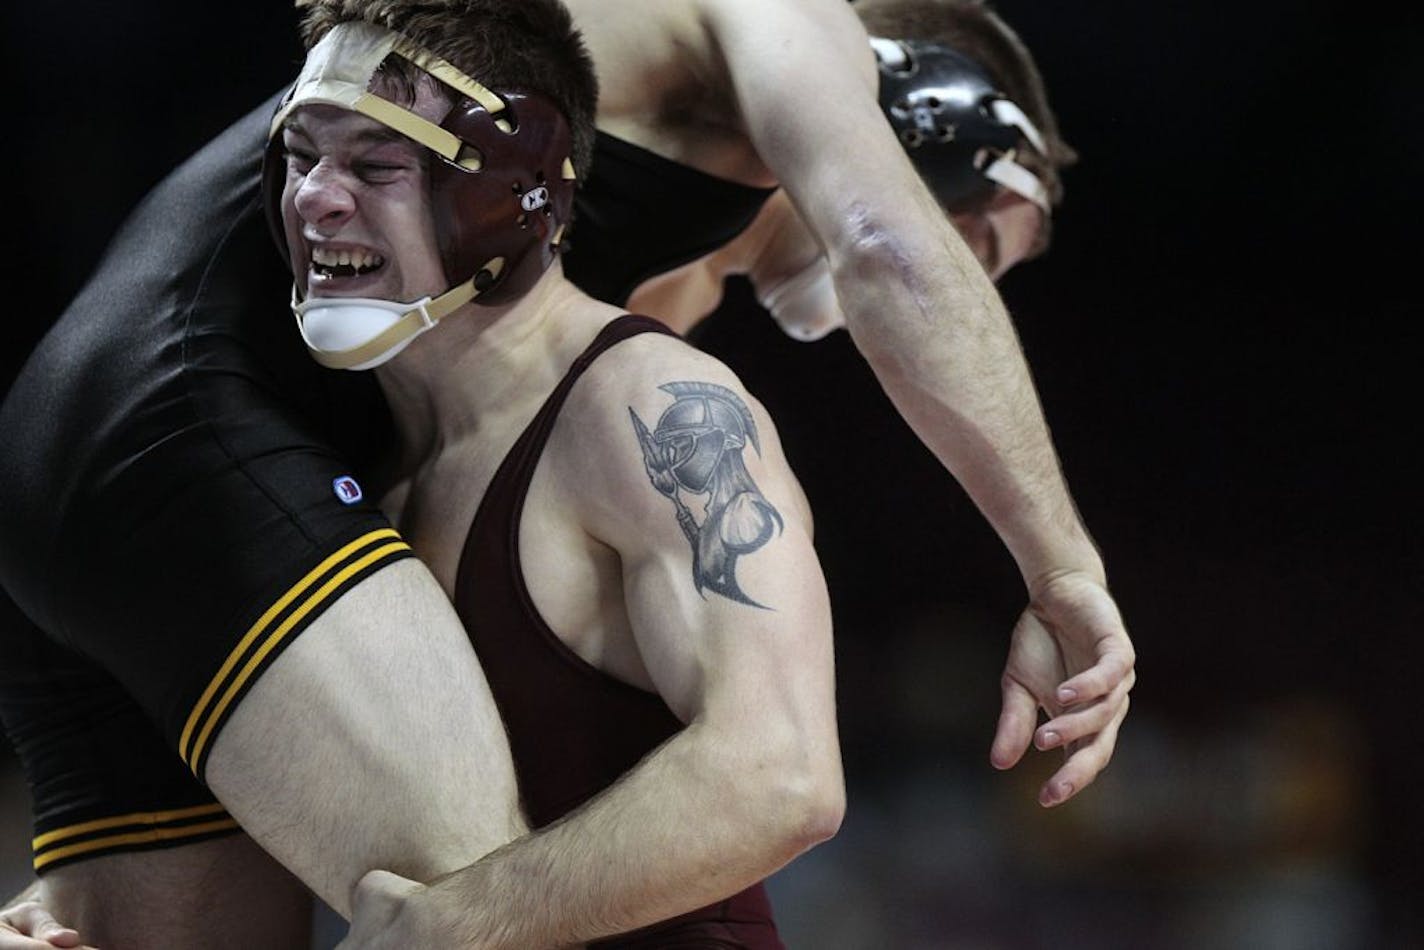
[872, 37, 1049, 214]
[432, 90, 576, 306]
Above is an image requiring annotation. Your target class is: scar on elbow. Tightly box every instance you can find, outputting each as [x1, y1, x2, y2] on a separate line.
[838, 203, 939, 321]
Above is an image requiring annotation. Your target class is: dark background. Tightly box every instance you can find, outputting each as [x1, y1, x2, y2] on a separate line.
[2, 2, 1420, 947]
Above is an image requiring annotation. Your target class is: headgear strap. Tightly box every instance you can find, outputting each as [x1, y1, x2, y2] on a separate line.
[263, 21, 577, 370]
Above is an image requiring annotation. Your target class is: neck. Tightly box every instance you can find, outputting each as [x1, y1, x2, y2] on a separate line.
[373, 267, 606, 465]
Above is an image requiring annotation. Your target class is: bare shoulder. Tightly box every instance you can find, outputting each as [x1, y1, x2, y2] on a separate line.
[560, 327, 760, 467]
[563, 0, 710, 118]
[549, 324, 811, 544]
[698, 0, 875, 66]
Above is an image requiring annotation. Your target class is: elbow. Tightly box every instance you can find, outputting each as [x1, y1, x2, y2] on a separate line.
[825, 208, 936, 368]
[794, 770, 845, 849]
[757, 740, 845, 855]
[828, 204, 908, 298]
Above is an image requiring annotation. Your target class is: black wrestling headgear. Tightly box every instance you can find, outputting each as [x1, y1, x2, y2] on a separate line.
[872, 37, 1048, 214]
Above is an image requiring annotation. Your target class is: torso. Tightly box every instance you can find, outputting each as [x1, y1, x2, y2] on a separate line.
[382, 314, 664, 690]
[564, 0, 777, 187]
[422, 314, 783, 945]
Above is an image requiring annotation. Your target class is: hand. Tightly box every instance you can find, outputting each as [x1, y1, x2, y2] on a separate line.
[0, 901, 90, 949]
[990, 570, 1136, 807]
[336, 870, 426, 950]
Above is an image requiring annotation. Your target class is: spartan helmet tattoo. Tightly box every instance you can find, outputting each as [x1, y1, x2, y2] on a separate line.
[629, 382, 784, 609]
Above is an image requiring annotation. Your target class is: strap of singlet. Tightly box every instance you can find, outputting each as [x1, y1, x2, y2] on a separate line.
[479, 313, 680, 544]
[518, 314, 678, 449]
[456, 314, 678, 613]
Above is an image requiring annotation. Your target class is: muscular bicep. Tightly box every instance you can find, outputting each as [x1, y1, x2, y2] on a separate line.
[580, 354, 830, 731]
[623, 507, 830, 730]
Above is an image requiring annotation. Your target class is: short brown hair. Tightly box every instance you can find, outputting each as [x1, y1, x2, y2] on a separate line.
[295, 0, 599, 178]
[854, 0, 1076, 212]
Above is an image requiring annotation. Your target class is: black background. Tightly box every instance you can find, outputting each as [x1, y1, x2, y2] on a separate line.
[3, 2, 1420, 946]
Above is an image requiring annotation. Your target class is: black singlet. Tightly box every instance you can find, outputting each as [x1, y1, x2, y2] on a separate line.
[0, 93, 410, 870]
[565, 130, 776, 305]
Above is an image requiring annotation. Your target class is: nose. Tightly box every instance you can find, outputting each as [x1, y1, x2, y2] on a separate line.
[292, 160, 356, 233]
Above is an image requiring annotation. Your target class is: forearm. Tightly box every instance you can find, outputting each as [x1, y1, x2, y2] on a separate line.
[831, 215, 1103, 585]
[407, 719, 842, 947]
[705, 0, 1102, 582]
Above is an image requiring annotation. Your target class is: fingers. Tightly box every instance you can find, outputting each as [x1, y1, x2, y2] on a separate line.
[0, 901, 85, 949]
[338, 870, 426, 950]
[1054, 640, 1135, 709]
[1035, 669, 1135, 752]
[1038, 691, 1130, 808]
[995, 574, 1137, 807]
[350, 869, 420, 911]
[989, 677, 1038, 770]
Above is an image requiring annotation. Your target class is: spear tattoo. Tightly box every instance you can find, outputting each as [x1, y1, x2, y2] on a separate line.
[629, 383, 783, 609]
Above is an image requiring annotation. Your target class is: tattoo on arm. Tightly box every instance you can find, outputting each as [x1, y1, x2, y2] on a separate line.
[629, 381, 784, 608]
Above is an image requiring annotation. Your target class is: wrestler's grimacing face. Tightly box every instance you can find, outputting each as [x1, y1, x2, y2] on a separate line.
[280, 96, 448, 303]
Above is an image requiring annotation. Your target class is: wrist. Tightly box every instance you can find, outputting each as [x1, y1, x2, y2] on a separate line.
[1012, 523, 1106, 594]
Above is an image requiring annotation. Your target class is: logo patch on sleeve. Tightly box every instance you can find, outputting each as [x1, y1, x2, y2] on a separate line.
[332, 475, 364, 505]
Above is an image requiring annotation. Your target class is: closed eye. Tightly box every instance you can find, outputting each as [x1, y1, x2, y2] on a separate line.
[283, 145, 317, 175]
[355, 162, 409, 184]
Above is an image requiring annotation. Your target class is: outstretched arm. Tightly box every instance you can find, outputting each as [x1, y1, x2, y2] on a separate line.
[706, 0, 1134, 803]
[340, 349, 842, 948]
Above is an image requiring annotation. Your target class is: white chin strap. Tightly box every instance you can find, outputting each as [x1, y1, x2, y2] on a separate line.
[293, 260, 502, 370]
[983, 99, 1050, 213]
[982, 152, 1050, 213]
[756, 257, 843, 342]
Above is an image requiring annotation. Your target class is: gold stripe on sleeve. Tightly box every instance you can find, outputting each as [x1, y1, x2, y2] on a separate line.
[180, 526, 407, 774]
[34, 816, 240, 872]
[33, 803, 229, 850]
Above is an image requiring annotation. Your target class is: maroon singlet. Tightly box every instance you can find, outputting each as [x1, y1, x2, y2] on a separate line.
[453, 315, 784, 949]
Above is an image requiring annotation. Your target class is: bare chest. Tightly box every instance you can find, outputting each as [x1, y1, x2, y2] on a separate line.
[389, 444, 507, 597]
[388, 424, 650, 690]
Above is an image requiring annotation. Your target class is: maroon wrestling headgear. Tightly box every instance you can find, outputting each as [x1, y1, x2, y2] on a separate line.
[262, 21, 577, 369]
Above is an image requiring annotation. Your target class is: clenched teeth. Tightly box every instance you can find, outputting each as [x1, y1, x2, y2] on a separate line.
[311, 246, 385, 276]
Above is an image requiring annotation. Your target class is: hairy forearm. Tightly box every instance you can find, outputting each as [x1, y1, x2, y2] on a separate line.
[405, 719, 842, 947]
[830, 208, 1103, 585]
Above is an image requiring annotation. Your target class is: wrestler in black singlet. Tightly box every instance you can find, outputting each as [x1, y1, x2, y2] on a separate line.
[0, 97, 774, 871]
[0, 94, 412, 870]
